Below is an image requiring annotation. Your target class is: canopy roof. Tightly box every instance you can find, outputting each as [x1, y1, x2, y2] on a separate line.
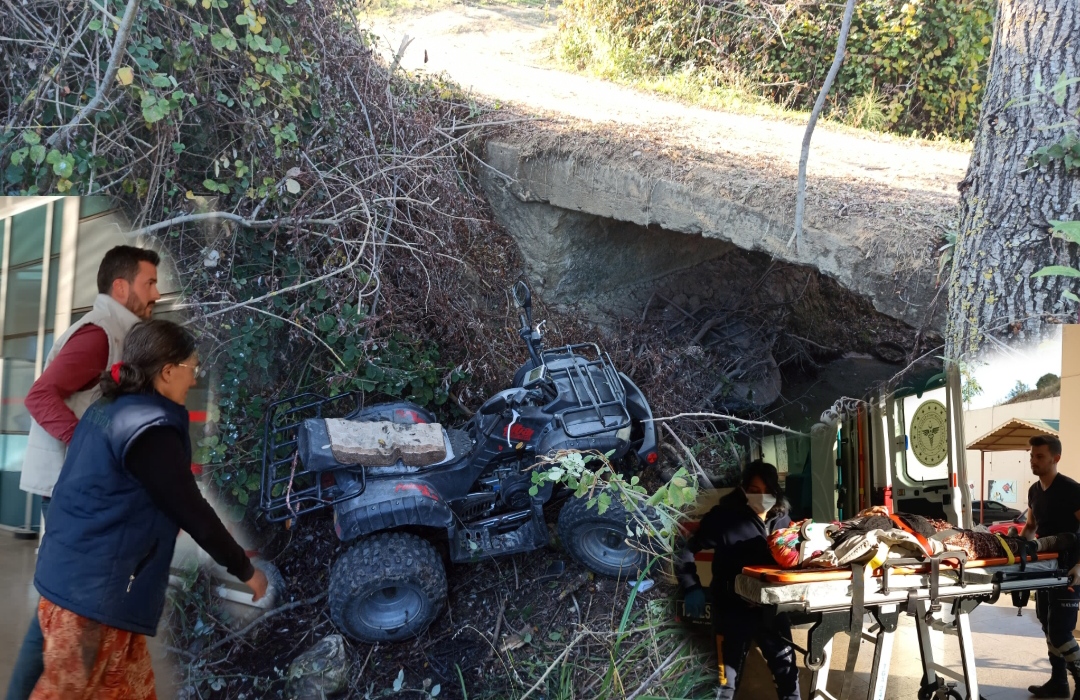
[965, 418, 1060, 452]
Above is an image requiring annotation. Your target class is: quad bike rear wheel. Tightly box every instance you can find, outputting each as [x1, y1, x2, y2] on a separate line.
[329, 531, 447, 643]
[558, 492, 651, 578]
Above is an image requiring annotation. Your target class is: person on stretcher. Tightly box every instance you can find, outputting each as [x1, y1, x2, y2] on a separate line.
[676, 460, 801, 700]
[763, 506, 1075, 570]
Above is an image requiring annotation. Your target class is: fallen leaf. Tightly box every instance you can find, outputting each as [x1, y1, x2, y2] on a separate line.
[285, 178, 301, 194]
[500, 634, 527, 652]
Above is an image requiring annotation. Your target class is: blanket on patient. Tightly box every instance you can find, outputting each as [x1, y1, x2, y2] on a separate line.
[765, 507, 1072, 570]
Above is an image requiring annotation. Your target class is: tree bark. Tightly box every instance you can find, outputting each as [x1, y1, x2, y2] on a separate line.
[946, 0, 1080, 362]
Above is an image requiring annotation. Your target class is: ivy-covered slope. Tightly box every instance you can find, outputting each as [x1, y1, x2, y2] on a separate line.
[2, 0, 519, 507]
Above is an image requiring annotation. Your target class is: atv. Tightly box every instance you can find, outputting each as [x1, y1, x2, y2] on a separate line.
[260, 282, 659, 643]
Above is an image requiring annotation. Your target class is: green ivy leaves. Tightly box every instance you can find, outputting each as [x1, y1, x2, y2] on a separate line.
[211, 27, 239, 51]
[1032, 220, 1080, 303]
[1028, 134, 1080, 172]
[10, 135, 75, 178]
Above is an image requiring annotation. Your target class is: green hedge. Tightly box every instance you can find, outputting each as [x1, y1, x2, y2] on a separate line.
[558, 0, 993, 139]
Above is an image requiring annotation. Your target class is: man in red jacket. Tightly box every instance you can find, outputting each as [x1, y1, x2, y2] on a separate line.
[6, 245, 161, 700]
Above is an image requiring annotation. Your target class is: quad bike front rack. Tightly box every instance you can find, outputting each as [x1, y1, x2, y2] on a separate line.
[542, 342, 632, 437]
[261, 392, 368, 522]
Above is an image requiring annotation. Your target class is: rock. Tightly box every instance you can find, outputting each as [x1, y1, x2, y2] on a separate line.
[324, 419, 446, 466]
[286, 634, 349, 700]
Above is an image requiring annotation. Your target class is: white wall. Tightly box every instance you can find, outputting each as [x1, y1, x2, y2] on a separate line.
[964, 397, 1060, 507]
[1062, 326, 1080, 482]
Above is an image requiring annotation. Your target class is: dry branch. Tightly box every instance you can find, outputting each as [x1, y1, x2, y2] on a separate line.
[651, 412, 809, 436]
[624, 639, 690, 700]
[48, 0, 141, 148]
[788, 0, 856, 252]
[518, 631, 589, 700]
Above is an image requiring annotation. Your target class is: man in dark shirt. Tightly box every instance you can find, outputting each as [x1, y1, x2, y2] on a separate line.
[1023, 435, 1080, 699]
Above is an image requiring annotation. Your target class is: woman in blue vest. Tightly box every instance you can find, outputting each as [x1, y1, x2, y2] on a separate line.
[676, 460, 801, 700]
[31, 320, 268, 700]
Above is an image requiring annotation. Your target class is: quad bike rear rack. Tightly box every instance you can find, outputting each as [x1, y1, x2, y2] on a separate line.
[260, 392, 368, 522]
[542, 343, 631, 437]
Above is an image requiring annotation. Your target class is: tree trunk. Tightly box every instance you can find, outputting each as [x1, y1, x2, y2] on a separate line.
[946, 0, 1080, 362]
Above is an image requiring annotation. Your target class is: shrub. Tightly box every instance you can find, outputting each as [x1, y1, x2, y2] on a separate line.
[558, 0, 994, 139]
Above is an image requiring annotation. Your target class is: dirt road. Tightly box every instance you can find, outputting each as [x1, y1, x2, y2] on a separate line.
[364, 2, 970, 207]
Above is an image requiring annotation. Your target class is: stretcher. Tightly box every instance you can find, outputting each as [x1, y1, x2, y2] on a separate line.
[735, 551, 1069, 700]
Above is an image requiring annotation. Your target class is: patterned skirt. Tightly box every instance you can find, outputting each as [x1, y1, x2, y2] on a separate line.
[30, 598, 157, 700]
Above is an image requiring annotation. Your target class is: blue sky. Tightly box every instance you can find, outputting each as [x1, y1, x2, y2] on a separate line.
[966, 327, 1063, 410]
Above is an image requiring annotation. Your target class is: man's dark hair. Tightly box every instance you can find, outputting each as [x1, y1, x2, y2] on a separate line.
[96, 245, 160, 294]
[1030, 435, 1062, 457]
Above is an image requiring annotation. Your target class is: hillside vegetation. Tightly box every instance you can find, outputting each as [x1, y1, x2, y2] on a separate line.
[557, 0, 993, 139]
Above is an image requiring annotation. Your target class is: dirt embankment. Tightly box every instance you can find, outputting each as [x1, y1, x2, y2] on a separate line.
[366, 2, 971, 283]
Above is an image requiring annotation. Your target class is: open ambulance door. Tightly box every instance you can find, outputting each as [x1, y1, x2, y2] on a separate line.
[882, 364, 972, 528]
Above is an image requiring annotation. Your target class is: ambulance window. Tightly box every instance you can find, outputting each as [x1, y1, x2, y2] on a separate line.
[902, 389, 949, 482]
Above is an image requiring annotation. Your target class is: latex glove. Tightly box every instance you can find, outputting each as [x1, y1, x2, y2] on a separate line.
[246, 567, 270, 602]
[683, 587, 707, 618]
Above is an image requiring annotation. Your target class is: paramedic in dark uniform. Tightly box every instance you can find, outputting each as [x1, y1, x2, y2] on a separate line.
[1023, 435, 1080, 699]
[676, 460, 801, 700]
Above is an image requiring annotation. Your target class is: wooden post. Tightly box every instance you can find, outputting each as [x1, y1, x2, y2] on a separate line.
[979, 451, 986, 525]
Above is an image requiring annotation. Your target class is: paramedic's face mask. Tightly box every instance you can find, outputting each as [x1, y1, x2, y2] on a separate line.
[744, 477, 776, 515]
[746, 493, 777, 515]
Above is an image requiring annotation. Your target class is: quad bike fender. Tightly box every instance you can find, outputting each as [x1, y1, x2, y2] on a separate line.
[333, 478, 452, 542]
[620, 372, 658, 465]
[537, 431, 627, 459]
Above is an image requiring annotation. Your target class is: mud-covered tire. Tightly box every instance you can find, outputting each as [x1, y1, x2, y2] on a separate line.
[557, 492, 651, 579]
[329, 532, 447, 643]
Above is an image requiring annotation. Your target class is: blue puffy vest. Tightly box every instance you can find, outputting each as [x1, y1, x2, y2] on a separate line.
[34, 392, 190, 636]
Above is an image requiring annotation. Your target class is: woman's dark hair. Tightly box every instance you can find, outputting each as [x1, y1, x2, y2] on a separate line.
[741, 460, 782, 497]
[100, 320, 196, 399]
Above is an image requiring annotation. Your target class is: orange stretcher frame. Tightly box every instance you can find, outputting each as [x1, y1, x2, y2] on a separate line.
[740, 552, 1059, 584]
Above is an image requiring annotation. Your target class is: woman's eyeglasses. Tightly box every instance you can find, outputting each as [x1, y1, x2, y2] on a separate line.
[178, 362, 200, 375]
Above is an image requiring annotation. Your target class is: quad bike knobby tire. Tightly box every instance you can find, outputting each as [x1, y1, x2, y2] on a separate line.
[329, 531, 447, 643]
[558, 492, 651, 579]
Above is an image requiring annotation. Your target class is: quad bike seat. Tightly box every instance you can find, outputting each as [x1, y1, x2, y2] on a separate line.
[298, 417, 451, 471]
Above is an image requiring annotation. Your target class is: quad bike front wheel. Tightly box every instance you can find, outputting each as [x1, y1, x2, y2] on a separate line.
[329, 531, 447, 643]
[558, 492, 651, 579]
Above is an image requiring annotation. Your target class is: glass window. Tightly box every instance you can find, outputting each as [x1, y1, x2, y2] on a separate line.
[9, 206, 48, 267]
[1, 335, 43, 433]
[0, 434, 28, 472]
[78, 196, 116, 220]
[3, 263, 42, 336]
